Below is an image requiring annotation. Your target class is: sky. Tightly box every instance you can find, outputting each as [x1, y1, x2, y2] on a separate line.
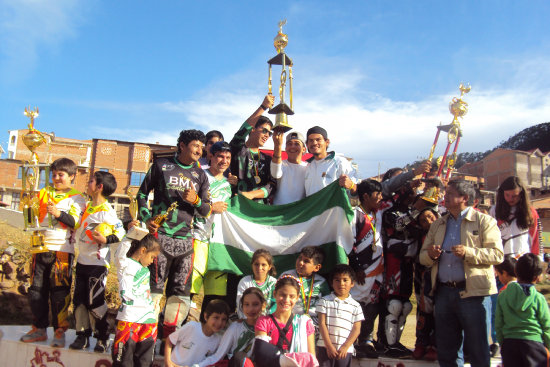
[1, 0, 550, 178]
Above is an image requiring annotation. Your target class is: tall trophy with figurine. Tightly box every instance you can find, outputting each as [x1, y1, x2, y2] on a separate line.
[20, 107, 51, 254]
[425, 83, 471, 179]
[267, 20, 294, 132]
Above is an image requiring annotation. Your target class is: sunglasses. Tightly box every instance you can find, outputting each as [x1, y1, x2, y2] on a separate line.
[258, 127, 273, 136]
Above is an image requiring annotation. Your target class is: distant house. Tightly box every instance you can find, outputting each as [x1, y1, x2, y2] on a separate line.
[0, 129, 172, 220]
[458, 148, 550, 193]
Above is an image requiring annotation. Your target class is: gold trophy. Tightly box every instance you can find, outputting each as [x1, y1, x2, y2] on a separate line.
[153, 201, 178, 227]
[20, 107, 51, 254]
[425, 84, 471, 179]
[267, 20, 294, 132]
[126, 187, 149, 240]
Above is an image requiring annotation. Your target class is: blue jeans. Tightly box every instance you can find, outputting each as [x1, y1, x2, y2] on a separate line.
[434, 285, 491, 367]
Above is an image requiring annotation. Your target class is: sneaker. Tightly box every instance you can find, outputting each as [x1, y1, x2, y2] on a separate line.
[20, 326, 47, 343]
[424, 346, 438, 361]
[412, 344, 426, 360]
[490, 343, 500, 358]
[385, 343, 412, 359]
[69, 334, 89, 350]
[51, 328, 65, 348]
[356, 340, 379, 358]
[94, 339, 108, 353]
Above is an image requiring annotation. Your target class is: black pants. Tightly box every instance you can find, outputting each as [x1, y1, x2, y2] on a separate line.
[29, 251, 73, 330]
[316, 347, 352, 367]
[501, 338, 549, 367]
[73, 263, 109, 339]
[358, 302, 378, 343]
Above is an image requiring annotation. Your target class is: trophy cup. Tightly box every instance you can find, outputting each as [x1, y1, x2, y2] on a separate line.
[20, 107, 51, 254]
[126, 187, 149, 240]
[152, 201, 178, 228]
[425, 84, 471, 179]
[267, 20, 294, 132]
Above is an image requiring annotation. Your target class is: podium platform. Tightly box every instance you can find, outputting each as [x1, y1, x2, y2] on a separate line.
[0, 325, 502, 367]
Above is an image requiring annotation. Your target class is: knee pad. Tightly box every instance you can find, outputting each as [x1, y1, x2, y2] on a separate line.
[385, 300, 403, 345]
[387, 299, 403, 317]
[74, 304, 90, 332]
[164, 295, 190, 327]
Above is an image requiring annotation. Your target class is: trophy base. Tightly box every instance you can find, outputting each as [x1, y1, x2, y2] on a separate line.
[29, 231, 49, 254]
[30, 246, 50, 254]
[127, 226, 149, 241]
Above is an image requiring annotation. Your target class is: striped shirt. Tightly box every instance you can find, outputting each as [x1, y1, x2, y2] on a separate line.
[316, 293, 365, 352]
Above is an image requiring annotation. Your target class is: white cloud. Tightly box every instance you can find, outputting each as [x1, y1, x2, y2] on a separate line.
[80, 55, 550, 179]
[0, 0, 91, 83]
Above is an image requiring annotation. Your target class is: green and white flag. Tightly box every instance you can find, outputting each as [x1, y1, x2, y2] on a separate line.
[207, 181, 355, 276]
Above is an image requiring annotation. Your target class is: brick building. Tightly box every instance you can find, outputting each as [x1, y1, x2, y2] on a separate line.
[0, 129, 174, 220]
[458, 148, 550, 193]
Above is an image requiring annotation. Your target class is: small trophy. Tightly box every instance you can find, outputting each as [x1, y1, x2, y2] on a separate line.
[267, 20, 294, 132]
[153, 202, 178, 227]
[20, 107, 51, 254]
[425, 84, 471, 179]
[126, 187, 149, 240]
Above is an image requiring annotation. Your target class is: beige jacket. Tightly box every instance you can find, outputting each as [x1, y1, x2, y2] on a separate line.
[419, 207, 503, 298]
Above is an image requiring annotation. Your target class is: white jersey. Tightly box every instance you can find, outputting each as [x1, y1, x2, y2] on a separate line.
[349, 208, 384, 305]
[75, 201, 125, 266]
[195, 320, 255, 367]
[270, 160, 308, 205]
[236, 275, 277, 318]
[37, 186, 86, 253]
[305, 151, 357, 196]
[116, 258, 156, 324]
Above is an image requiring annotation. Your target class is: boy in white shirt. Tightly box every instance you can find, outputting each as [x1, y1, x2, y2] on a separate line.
[69, 171, 125, 352]
[164, 299, 230, 367]
[270, 130, 307, 205]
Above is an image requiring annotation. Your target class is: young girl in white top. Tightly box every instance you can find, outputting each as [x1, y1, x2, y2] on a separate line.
[195, 287, 266, 367]
[112, 234, 160, 367]
[236, 249, 277, 317]
[490, 176, 542, 258]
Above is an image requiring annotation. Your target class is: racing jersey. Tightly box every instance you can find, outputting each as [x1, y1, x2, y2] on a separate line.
[75, 200, 125, 267]
[37, 186, 86, 253]
[193, 169, 232, 242]
[305, 151, 357, 196]
[117, 258, 157, 324]
[230, 121, 276, 203]
[137, 156, 212, 239]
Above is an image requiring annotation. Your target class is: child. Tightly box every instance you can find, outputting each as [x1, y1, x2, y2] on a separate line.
[496, 253, 550, 366]
[280, 246, 330, 325]
[196, 287, 266, 367]
[20, 158, 86, 347]
[348, 179, 384, 357]
[164, 299, 230, 367]
[254, 275, 317, 367]
[495, 255, 518, 292]
[70, 171, 125, 352]
[317, 264, 364, 367]
[112, 234, 160, 367]
[236, 249, 277, 318]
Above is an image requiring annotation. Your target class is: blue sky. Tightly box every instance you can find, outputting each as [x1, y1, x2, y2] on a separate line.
[1, 0, 550, 177]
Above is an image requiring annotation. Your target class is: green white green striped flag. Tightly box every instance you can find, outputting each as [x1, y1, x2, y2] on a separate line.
[207, 181, 355, 276]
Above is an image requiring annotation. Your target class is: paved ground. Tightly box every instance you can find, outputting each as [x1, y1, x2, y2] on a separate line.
[0, 208, 24, 229]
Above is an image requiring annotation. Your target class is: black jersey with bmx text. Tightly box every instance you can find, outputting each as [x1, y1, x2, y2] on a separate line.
[137, 156, 211, 239]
